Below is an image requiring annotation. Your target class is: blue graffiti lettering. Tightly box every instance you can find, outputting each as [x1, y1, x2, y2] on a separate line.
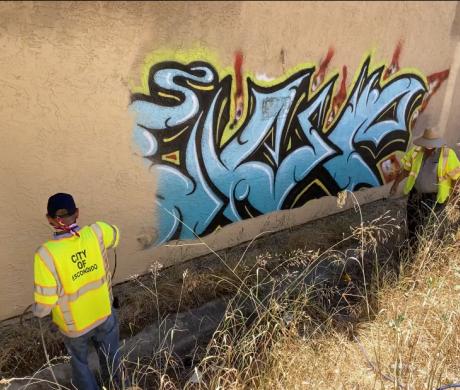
[130, 55, 426, 245]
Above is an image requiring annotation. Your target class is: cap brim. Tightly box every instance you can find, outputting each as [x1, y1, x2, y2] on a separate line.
[413, 137, 445, 148]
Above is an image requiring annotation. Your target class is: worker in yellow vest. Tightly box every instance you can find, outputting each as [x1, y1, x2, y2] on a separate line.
[390, 128, 460, 247]
[33, 193, 125, 390]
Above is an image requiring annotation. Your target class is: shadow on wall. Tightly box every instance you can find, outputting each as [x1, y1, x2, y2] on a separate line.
[129, 43, 449, 246]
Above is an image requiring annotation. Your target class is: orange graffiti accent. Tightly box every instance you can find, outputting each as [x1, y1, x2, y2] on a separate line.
[327, 65, 348, 126]
[234, 50, 244, 97]
[162, 151, 180, 165]
[312, 47, 334, 91]
[420, 69, 450, 112]
[383, 41, 403, 80]
[233, 50, 244, 123]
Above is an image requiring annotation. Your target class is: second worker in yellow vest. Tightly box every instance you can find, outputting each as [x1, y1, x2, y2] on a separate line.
[390, 128, 460, 247]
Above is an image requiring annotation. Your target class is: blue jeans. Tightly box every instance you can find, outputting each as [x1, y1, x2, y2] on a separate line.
[63, 310, 123, 390]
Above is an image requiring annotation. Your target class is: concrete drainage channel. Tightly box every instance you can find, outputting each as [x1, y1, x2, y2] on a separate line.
[2, 298, 229, 390]
[0, 197, 407, 389]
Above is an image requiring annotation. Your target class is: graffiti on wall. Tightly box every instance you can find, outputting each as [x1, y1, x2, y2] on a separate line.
[130, 43, 449, 245]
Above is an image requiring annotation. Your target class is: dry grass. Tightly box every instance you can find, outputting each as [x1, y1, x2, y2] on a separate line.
[2, 194, 460, 390]
[0, 319, 65, 378]
[181, 196, 460, 390]
[261, 235, 460, 389]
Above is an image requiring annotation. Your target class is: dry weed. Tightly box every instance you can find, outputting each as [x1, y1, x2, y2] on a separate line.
[4, 196, 459, 390]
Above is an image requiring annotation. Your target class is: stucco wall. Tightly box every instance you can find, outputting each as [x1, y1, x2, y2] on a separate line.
[0, 1, 458, 320]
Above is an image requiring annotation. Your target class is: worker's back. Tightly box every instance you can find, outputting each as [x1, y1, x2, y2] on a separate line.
[34, 221, 119, 337]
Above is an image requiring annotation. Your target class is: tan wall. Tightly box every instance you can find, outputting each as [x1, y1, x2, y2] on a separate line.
[0, 1, 458, 320]
[444, 2, 460, 148]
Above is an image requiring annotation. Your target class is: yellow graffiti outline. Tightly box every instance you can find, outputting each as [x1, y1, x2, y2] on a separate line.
[130, 46, 226, 94]
[244, 205, 254, 219]
[284, 91, 307, 145]
[212, 225, 222, 233]
[323, 47, 428, 133]
[291, 179, 331, 209]
[158, 91, 181, 102]
[131, 46, 320, 147]
[163, 126, 189, 143]
[186, 80, 215, 91]
[132, 46, 428, 152]
[263, 151, 276, 167]
[216, 97, 228, 140]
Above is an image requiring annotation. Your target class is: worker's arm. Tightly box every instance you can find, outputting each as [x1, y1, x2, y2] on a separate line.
[390, 168, 409, 196]
[33, 251, 58, 318]
[95, 221, 120, 249]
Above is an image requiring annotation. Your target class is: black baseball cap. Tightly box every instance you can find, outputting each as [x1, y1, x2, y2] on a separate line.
[47, 193, 77, 218]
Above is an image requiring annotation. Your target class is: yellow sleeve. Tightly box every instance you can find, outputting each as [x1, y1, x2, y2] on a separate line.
[95, 221, 120, 249]
[446, 149, 460, 180]
[33, 251, 58, 317]
[400, 147, 414, 171]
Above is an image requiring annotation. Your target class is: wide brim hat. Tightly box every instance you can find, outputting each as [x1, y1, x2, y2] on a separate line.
[413, 127, 445, 148]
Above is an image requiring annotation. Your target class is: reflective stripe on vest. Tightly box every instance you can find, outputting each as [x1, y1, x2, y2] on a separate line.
[63, 315, 109, 338]
[90, 223, 113, 302]
[35, 285, 57, 296]
[437, 147, 454, 203]
[37, 247, 62, 295]
[90, 223, 109, 273]
[443, 147, 449, 171]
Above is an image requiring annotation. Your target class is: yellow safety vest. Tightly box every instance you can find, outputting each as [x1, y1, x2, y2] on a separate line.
[401, 146, 460, 204]
[33, 221, 119, 337]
